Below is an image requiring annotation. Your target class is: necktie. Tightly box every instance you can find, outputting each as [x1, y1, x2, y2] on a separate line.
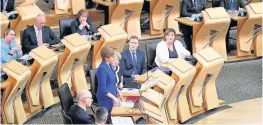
[132, 52, 138, 75]
[37, 29, 43, 45]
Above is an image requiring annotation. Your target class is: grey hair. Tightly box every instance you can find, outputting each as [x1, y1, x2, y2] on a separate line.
[95, 107, 108, 122]
[76, 90, 90, 101]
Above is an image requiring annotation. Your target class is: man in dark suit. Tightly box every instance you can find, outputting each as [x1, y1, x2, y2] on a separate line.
[120, 36, 147, 89]
[220, 0, 245, 53]
[180, 0, 206, 54]
[22, 14, 59, 54]
[68, 90, 94, 124]
[1, 0, 17, 19]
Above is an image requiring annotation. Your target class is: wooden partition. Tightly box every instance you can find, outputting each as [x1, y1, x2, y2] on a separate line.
[92, 24, 128, 68]
[163, 58, 196, 123]
[194, 7, 230, 60]
[10, 1, 44, 43]
[151, 0, 180, 35]
[53, 0, 85, 15]
[2, 61, 31, 124]
[24, 46, 58, 114]
[238, 3, 262, 57]
[1, 13, 9, 38]
[57, 33, 91, 94]
[189, 47, 224, 114]
[139, 69, 175, 124]
[110, 0, 143, 38]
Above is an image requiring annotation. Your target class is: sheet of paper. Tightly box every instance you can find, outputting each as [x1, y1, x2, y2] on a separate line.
[120, 101, 135, 108]
[19, 54, 32, 60]
[121, 88, 139, 93]
[111, 116, 134, 125]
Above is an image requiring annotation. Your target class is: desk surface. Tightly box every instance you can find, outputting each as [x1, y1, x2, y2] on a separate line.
[175, 17, 201, 26]
[1, 13, 8, 21]
[229, 14, 247, 21]
[92, 0, 116, 6]
[16, 4, 44, 18]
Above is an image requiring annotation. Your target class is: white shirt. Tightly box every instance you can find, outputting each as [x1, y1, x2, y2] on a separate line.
[154, 40, 191, 67]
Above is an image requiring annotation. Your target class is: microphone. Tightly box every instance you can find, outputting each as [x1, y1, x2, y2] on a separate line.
[52, 32, 65, 52]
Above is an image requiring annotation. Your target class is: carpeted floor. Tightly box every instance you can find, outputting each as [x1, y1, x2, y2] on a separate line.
[15, 1, 263, 124]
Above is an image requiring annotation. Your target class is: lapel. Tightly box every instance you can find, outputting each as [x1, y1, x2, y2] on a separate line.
[31, 26, 38, 45]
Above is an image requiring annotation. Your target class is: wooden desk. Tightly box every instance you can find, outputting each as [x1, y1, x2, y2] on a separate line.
[1, 13, 9, 38]
[175, 17, 202, 52]
[92, 0, 117, 24]
[92, 0, 116, 6]
[229, 14, 254, 57]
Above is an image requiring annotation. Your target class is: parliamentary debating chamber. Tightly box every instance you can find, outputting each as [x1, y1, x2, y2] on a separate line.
[0, 0, 262, 124]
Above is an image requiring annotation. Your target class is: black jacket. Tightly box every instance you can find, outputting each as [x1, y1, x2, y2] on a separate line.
[68, 105, 94, 124]
[220, 0, 245, 10]
[22, 25, 59, 54]
[70, 18, 96, 35]
[181, 0, 206, 17]
[1, 0, 15, 12]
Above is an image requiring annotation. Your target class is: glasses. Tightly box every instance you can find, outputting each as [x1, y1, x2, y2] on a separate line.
[9, 34, 16, 36]
[84, 97, 93, 101]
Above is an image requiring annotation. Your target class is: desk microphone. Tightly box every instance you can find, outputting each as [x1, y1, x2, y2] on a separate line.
[51, 31, 65, 52]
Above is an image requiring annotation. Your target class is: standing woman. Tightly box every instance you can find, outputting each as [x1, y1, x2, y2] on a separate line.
[1, 28, 23, 65]
[96, 46, 120, 121]
[154, 28, 191, 67]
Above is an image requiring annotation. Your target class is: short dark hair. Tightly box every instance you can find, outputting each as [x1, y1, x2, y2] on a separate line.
[77, 9, 89, 19]
[95, 107, 108, 122]
[129, 36, 140, 43]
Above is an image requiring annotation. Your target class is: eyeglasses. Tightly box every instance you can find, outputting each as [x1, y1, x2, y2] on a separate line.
[84, 97, 93, 101]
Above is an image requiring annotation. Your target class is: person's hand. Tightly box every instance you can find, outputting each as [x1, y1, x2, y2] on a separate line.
[43, 43, 50, 47]
[113, 97, 120, 106]
[239, 8, 245, 12]
[16, 45, 22, 50]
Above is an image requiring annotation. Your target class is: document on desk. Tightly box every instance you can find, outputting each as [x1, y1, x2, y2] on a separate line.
[111, 116, 134, 125]
[121, 88, 139, 93]
[120, 101, 135, 108]
[19, 54, 32, 60]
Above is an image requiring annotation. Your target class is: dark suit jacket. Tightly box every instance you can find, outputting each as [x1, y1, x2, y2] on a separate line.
[220, 0, 245, 10]
[181, 0, 206, 17]
[1, 0, 15, 12]
[70, 18, 96, 35]
[68, 105, 94, 124]
[22, 25, 59, 54]
[120, 49, 147, 78]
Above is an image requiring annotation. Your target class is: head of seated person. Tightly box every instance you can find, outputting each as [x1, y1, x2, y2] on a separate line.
[68, 90, 94, 124]
[154, 28, 191, 67]
[1, 28, 23, 65]
[94, 107, 108, 125]
[71, 9, 96, 39]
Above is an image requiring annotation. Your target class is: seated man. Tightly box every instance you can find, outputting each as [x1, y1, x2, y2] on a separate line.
[94, 107, 108, 125]
[180, 0, 206, 54]
[220, 0, 245, 53]
[22, 14, 59, 54]
[120, 36, 147, 89]
[68, 90, 94, 124]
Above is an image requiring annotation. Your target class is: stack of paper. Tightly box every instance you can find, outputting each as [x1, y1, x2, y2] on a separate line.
[111, 116, 134, 125]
